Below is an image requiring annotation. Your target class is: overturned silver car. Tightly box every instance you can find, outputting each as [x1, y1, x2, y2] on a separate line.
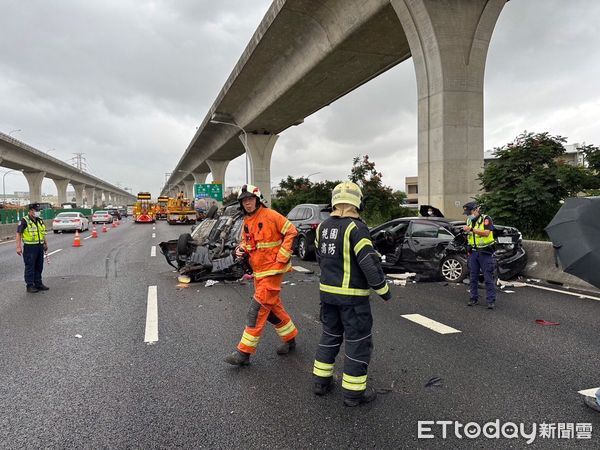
[159, 205, 250, 283]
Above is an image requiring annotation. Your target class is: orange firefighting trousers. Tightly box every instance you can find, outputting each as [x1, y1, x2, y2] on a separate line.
[237, 274, 298, 354]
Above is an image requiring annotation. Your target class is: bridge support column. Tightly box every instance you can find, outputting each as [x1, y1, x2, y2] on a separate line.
[391, 0, 505, 218]
[206, 159, 230, 196]
[86, 187, 96, 207]
[192, 171, 209, 185]
[52, 179, 70, 205]
[72, 184, 85, 207]
[23, 171, 46, 203]
[183, 180, 195, 200]
[245, 134, 278, 207]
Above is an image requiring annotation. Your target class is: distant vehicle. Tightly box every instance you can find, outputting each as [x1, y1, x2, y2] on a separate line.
[156, 196, 169, 220]
[134, 192, 155, 223]
[127, 205, 135, 217]
[118, 207, 127, 218]
[61, 202, 77, 209]
[107, 208, 122, 220]
[166, 197, 196, 225]
[286, 203, 331, 260]
[92, 210, 114, 224]
[52, 212, 90, 233]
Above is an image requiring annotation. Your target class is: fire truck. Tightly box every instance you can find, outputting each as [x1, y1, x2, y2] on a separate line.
[134, 192, 155, 223]
[156, 196, 169, 220]
[166, 196, 197, 225]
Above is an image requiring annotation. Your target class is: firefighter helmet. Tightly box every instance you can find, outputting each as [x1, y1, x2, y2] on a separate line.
[331, 181, 363, 210]
[238, 184, 265, 204]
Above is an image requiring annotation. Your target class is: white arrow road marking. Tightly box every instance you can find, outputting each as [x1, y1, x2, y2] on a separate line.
[401, 314, 461, 334]
[151, 246, 156, 257]
[46, 249, 63, 257]
[144, 286, 159, 343]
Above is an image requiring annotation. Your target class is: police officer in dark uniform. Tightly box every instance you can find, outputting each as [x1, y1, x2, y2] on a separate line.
[16, 203, 49, 293]
[463, 201, 496, 309]
[312, 181, 391, 407]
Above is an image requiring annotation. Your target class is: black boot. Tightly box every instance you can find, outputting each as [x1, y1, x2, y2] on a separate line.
[276, 338, 296, 355]
[26, 286, 39, 293]
[36, 284, 49, 291]
[224, 350, 250, 366]
[313, 381, 333, 396]
[344, 388, 377, 407]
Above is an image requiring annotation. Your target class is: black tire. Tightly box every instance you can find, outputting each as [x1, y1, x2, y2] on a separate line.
[206, 205, 218, 219]
[177, 233, 193, 257]
[53, 230, 58, 234]
[440, 256, 467, 283]
[298, 235, 314, 260]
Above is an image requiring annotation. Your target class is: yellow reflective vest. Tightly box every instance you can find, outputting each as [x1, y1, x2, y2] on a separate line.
[21, 216, 47, 245]
[467, 215, 494, 249]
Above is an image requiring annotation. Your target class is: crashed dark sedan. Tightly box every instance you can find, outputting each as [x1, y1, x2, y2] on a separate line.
[370, 217, 527, 283]
[159, 205, 249, 283]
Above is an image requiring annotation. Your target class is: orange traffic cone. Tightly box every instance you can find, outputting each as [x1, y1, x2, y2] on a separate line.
[111, 220, 117, 228]
[91, 226, 98, 238]
[73, 230, 82, 247]
[102, 223, 108, 233]
[116, 218, 120, 226]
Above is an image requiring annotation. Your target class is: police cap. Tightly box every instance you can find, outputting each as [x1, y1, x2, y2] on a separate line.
[462, 201, 479, 215]
[27, 203, 41, 211]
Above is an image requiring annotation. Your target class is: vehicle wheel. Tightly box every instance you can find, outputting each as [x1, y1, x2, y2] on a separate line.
[298, 236, 313, 260]
[177, 233, 193, 256]
[206, 205, 218, 219]
[53, 230, 58, 234]
[440, 256, 467, 283]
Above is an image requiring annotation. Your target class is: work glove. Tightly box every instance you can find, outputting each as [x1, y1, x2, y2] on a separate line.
[235, 245, 246, 259]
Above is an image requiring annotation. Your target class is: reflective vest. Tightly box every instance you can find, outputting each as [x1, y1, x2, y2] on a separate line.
[467, 215, 494, 249]
[316, 217, 389, 304]
[22, 216, 47, 245]
[240, 206, 298, 279]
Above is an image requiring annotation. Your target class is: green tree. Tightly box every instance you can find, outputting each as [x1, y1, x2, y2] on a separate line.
[271, 176, 340, 216]
[477, 132, 596, 238]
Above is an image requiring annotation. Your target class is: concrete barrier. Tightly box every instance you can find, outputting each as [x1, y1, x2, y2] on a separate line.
[0, 219, 54, 243]
[522, 240, 599, 293]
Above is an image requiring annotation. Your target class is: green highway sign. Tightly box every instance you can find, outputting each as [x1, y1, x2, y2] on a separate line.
[194, 183, 223, 202]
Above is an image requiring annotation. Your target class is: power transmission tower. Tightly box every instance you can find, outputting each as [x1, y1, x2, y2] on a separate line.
[69, 153, 88, 172]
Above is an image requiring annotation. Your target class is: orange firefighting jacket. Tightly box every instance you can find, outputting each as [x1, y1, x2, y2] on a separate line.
[240, 206, 297, 279]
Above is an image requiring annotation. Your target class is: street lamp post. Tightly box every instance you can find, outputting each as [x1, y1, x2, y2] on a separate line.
[306, 172, 321, 179]
[209, 113, 249, 184]
[2, 170, 19, 205]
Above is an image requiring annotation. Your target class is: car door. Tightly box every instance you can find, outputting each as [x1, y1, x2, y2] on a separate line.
[401, 221, 449, 271]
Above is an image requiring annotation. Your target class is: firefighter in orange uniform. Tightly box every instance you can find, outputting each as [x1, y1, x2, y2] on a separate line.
[225, 184, 299, 365]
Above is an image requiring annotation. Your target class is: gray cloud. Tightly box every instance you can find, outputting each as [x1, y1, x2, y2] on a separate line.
[1, 0, 599, 196]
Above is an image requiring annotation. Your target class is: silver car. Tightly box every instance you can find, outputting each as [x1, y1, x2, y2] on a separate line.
[92, 210, 114, 224]
[52, 212, 90, 233]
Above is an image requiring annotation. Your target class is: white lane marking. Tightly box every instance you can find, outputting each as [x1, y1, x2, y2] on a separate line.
[0, 239, 16, 245]
[46, 249, 63, 257]
[292, 265, 314, 273]
[84, 235, 92, 240]
[152, 226, 155, 230]
[151, 246, 156, 257]
[152, 233, 156, 238]
[524, 283, 600, 302]
[144, 286, 159, 343]
[578, 387, 599, 397]
[401, 314, 461, 334]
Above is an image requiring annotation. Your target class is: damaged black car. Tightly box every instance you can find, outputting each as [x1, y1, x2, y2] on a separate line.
[159, 205, 250, 283]
[370, 217, 527, 283]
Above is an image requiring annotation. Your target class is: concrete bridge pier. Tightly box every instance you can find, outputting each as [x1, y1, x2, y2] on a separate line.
[183, 179, 195, 201]
[52, 179, 70, 205]
[192, 171, 209, 185]
[86, 186, 96, 207]
[23, 171, 46, 203]
[391, 0, 506, 218]
[206, 159, 230, 194]
[72, 184, 85, 207]
[245, 134, 279, 207]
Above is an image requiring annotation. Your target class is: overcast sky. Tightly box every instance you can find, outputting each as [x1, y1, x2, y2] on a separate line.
[1, 0, 599, 197]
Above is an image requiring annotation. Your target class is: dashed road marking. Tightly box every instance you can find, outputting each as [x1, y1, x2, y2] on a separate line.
[152, 233, 156, 238]
[401, 314, 461, 334]
[47, 249, 63, 257]
[144, 286, 159, 343]
[152, 226, 156, 230]
[151, 246, 156, 257]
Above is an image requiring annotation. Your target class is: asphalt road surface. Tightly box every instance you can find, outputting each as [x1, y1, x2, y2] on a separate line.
[1, 219, 599, 449]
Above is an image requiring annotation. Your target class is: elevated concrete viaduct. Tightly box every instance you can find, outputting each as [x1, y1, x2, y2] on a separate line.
[162, 0, 506, 217]
[0, 132, 135, 206]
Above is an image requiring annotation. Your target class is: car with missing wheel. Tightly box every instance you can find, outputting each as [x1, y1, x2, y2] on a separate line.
[370, 217, 527, 283]
[286, 203, 331, 260]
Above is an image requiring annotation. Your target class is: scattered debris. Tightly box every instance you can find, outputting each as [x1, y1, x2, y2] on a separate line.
[289, 283, 296, 286]
[292, 266, 314, 274]
[387, 273, 416, 280]
[205, 280, 219, 287]
[535, 319, 560, 326]
[503, 290, 515, 294]
[282, 281, 291, 285]
[425, 376, 443, 388]
[74, 334, 82, 339]
[177, 275, 191, 284]
[392, 279, 407, 286]
[176, 284, 190, 289]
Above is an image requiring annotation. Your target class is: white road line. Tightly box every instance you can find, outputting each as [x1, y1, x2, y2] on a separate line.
[152, 226, 156, 230]
[578, 387, 599, 397]
[524, 283, 600, 302]
[152, 233, 156, 238]
[46, 249, 63, 257]
[151, 246, 156, 257]
[84, 235, 92, 240]
[401, 314, 461, 334]
[293, 265, 314, 274]
[144, 286, 159, 343]
[0, 239, 16, 245]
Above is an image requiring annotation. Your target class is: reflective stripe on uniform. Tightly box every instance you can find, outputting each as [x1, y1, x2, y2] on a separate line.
[319, 283, 369, 297]
[313, 360, 334, 378]
[254, 261, 292, 279]
[342, 373, 367, 391]
[374, 284, 390, 296]
[278, 246, 292, 259]
[275, 320, 296, 337]
[256, 240, 282, 249]
[243, 244, 255, 251]
[240, 331, 260, 348]
[353, 238, 372, 255]
[281, 221, 292, 234]
[342, 222, 357, 288]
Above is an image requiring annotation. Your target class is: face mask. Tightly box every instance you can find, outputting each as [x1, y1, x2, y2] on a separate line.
[428, 210, 434, 216]
[33, 211, 41, 218]
[467, 214, 475, 221]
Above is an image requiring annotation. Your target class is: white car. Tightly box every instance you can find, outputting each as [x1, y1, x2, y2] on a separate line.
[52, 212, 90, 233]
[92, 210, 114, 224]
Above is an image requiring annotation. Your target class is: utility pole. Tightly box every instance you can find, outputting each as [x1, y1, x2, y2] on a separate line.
[70, 153, 88, 172]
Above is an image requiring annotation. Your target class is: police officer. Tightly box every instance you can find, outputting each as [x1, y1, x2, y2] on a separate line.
[16, 203, 49, 293]
[463, 201, 496, 309]
[312, 181, 391, 407]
